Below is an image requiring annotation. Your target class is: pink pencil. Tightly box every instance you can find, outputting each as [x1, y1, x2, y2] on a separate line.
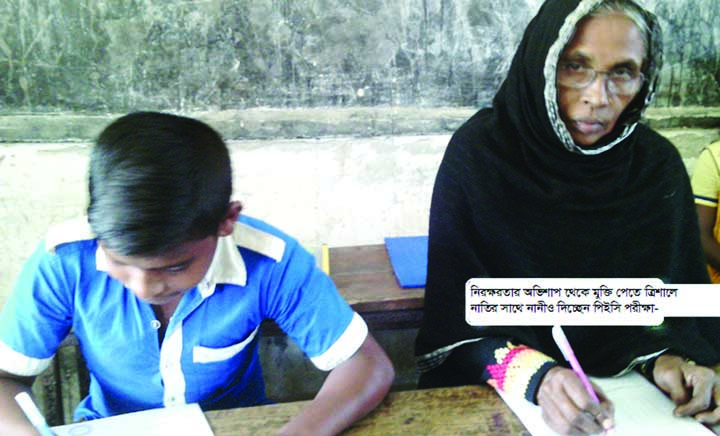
[552, 325, 600, 403]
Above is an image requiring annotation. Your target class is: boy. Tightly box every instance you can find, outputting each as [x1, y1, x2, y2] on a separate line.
[0, 112, 394, 435]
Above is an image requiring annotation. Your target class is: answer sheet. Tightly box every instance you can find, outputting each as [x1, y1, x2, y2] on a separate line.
[51, 403, 214, 436]
[498, 371, 714, 435]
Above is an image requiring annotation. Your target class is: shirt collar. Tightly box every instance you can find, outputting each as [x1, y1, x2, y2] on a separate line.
[199, 220, 286, 297]
[200, 234, 248, 296]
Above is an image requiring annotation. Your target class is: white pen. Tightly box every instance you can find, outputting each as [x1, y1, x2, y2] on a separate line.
[14, 391, 55, 436]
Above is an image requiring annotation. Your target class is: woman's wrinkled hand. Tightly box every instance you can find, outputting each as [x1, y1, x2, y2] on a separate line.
[653, 354, 720, 424]
[536, 366, 614, 435]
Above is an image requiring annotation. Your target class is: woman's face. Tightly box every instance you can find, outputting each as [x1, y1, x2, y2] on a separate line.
[557, 12, 645, 147]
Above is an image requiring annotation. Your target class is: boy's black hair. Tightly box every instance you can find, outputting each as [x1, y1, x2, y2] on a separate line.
[87, 111, 233, 257]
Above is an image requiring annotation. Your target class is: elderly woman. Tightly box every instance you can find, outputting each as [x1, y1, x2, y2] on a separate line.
[415, 0, 720, 434]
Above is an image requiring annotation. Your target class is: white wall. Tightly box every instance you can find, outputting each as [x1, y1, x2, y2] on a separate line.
[0, 134, 450, 307]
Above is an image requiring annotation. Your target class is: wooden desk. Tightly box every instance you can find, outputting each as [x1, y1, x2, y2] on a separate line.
[329, 244, 425, 330]
[260, 244, 424, 335]
[205, 385, 529, 435]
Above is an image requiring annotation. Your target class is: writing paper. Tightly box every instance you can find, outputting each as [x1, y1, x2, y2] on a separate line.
[51, 403, 214, 436]
[497, 371, 713, 435]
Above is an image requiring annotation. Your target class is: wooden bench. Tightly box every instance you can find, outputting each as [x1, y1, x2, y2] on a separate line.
[329, 244, 425, 330]
[259, 243, 425, 335]
[32, 335, 89, 426]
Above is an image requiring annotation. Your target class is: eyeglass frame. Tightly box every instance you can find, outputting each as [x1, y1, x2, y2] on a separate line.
[556, 60, 645, 96]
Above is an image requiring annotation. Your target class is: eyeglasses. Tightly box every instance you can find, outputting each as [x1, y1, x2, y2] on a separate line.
[557, 61, 644, 96]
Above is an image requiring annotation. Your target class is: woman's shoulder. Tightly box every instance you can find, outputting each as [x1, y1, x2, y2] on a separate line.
[437, 110, 497, 179]
[450, 108, 495, 143]
[634, 123, 675, 147]
[633, 123, 685, 164]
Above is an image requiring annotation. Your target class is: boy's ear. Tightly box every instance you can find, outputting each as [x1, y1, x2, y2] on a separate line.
[217, 201, 243, 237]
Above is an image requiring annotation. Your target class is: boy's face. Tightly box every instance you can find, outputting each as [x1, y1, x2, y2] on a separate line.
[99, 236, 219, 306]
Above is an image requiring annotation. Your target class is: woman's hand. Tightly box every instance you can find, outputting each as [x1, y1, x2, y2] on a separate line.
[653, 354, 720, 424]
[536, 366, 614, 435]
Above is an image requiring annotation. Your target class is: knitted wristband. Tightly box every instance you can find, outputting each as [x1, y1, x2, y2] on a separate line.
[486, 343, 556, 402]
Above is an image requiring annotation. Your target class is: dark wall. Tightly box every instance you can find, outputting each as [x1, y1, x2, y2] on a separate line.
[1, 0, 718, 113]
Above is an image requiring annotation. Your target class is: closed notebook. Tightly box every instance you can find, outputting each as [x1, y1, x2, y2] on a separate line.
[497, 371, 714, 435]
[384, 236, 428, 288]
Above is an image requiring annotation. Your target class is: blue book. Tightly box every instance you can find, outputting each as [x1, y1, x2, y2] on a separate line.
[384, 236, 428, 288]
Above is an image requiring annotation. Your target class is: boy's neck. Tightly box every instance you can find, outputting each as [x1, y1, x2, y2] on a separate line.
[152, 296, 182, 344]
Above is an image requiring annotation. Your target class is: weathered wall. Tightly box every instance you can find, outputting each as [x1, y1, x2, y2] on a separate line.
[1, 0, 718, 113]
[2, 125, 719, 311]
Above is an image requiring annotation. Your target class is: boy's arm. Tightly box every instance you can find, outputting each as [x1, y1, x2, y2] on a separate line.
[696, 205, 720, 270]
[276, 333, 394, 436]
[691, 148, 720, 270]
[0, 369, 40, 435]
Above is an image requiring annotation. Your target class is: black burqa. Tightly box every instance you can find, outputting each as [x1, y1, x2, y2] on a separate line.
[415, 0, 720, 375]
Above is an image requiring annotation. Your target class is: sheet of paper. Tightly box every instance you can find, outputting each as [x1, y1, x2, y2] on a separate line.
[497, 371, 714, 435]
[51, 403, 214, 436]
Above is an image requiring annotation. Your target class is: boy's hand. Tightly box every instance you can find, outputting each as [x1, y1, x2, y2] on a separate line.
[536, 366, 614, 435]
[0, 370, 41, 436]
[653, 354, 720, 424]
[275, 333, 393, 436]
